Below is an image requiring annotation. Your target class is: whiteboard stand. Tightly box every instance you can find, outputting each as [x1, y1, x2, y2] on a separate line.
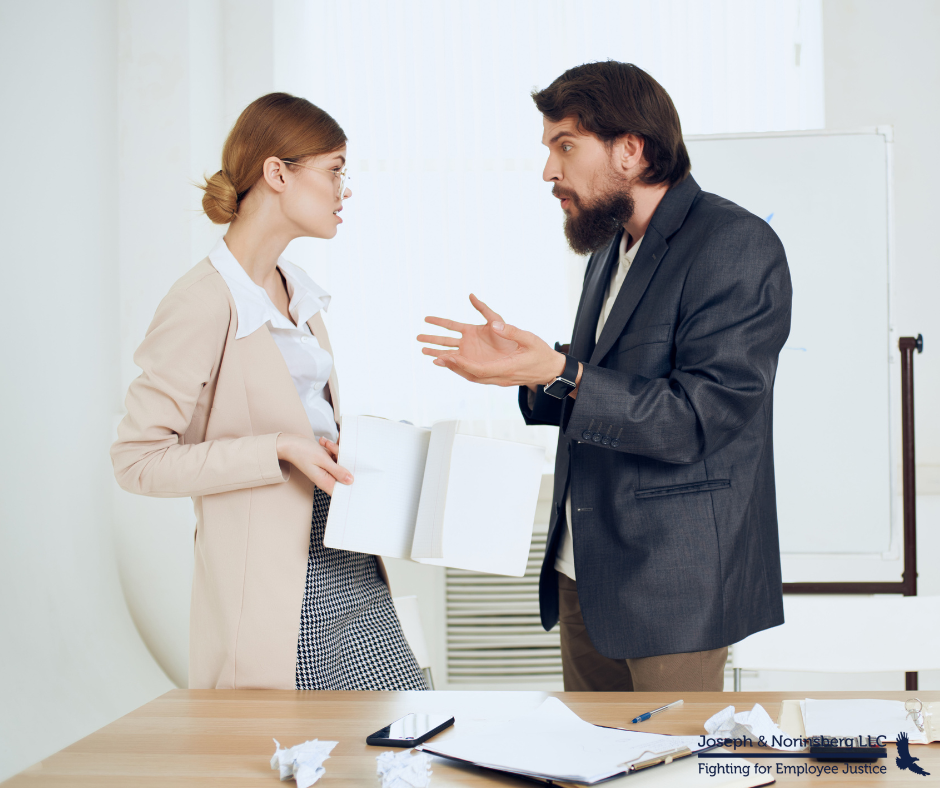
[779, 334, 924, 690]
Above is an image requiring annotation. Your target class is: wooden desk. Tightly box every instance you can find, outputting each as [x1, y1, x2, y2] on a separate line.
[5, 690, 939, 786]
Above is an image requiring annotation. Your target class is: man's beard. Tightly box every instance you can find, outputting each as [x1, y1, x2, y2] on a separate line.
[556, 180, 635, 256]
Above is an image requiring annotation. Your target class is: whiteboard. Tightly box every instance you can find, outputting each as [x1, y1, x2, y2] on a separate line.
[685, 129, 900, 580]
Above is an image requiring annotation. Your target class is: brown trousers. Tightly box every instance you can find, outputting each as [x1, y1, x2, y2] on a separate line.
[558, 573, 728, 692]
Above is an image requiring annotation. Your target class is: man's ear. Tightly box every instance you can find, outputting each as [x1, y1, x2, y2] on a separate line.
[261, 156, 289, 194]
[613, 133, 646, 176]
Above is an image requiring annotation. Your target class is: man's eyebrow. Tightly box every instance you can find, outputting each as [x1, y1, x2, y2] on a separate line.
[335, 154, 347, 164]
[547, 131, 579, 145]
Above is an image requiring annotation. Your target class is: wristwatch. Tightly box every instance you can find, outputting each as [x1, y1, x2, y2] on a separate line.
[543, 354, 580, 399]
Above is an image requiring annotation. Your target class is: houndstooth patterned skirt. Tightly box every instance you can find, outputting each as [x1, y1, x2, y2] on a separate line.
[295, 487, 428, 690]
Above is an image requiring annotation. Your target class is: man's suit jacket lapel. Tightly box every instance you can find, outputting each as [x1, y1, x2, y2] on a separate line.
[558, 233, 621, 430]
[570, 231, 622, 361]
[590, 230, 668, 364]
[590, 176, 702, 365]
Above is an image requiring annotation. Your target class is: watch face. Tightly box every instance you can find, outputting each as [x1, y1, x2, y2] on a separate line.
[544, 378, 573, 399]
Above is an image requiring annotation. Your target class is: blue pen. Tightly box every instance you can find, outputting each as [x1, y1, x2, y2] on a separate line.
[631, 699, 683, 724]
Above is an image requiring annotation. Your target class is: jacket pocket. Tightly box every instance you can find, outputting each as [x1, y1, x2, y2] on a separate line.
[635, 479, 731, 499]
[616, 323, 673, 354]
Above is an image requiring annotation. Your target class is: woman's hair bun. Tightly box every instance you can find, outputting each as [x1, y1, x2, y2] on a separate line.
[201, 170, 239, 224]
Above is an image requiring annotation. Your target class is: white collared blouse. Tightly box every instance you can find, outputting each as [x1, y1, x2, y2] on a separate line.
[208, 238, 339, 443]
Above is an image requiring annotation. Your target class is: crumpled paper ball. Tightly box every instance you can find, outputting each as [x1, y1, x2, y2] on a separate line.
[376, 749, 432, 788]
[270, 738, 338, 788]
[704, 704, 804, 751]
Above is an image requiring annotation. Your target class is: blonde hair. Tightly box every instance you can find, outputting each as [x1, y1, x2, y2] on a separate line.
[199, 92, 347, 224]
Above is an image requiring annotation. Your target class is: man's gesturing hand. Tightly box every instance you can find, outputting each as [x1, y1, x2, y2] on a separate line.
[417, 294, 572, 389]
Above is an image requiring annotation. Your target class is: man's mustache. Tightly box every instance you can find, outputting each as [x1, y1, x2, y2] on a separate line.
[552, 185, 578, 202]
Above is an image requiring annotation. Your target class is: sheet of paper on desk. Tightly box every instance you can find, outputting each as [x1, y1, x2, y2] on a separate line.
[802, 698, 924, 743]
[418, 697, 702, 784]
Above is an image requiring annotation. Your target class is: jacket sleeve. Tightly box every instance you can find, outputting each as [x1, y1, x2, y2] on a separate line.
[563, 216, 792, 464]
[111, 283, 289, 498]
[518, 383, 564, 426]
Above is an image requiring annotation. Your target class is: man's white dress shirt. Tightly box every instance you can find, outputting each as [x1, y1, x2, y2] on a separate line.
[208, 238, 339, 443]
[554, 233, 644, 580]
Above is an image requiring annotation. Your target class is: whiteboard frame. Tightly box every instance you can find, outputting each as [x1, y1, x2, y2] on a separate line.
[685, 127, 903, 583]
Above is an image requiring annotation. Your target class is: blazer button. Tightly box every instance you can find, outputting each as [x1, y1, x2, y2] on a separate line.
[592, 433, 601, 442]
[601, 437, 610, 446]
[611, 440, 620, 448]
[582, 430, 593, 440]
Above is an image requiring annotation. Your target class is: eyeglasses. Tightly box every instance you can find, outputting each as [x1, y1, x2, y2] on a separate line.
[281, 158, 350, 199]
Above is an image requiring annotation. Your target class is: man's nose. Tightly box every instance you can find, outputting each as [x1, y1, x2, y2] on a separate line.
[542, 155, 561, 183]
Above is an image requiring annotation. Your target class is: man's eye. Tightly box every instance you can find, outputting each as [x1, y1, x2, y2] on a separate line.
[562, 144, 573, 152]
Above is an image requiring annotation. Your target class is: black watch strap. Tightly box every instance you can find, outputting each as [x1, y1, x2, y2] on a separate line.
[543, 354, 580, 399]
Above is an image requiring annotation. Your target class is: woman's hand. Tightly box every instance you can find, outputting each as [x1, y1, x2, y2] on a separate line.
[276, 433, 353, 495]
[318, 435, 340, 461]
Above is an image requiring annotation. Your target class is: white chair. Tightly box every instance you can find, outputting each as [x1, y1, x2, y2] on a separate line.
[393, 595, 435, 689]
[732, 595, 940, 690]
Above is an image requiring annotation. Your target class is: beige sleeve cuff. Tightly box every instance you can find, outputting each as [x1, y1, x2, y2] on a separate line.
[258, 432, 290, 482]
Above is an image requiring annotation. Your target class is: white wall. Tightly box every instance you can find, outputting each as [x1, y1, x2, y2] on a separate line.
[824, 0, 940, 492]
[0, 1, 173, 781]
[738, 0, 940, 692]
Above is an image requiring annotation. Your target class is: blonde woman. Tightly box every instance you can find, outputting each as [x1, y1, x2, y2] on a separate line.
[112, 93, 426, 691]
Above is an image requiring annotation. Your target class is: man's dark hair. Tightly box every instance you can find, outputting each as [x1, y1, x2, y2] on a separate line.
[532, 61, 691, 187]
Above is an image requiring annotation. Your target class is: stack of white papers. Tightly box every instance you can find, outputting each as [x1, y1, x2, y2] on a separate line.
[418, 697, 703, 784]
[325, 417, 544, 576]
[802, 698, 929, 743]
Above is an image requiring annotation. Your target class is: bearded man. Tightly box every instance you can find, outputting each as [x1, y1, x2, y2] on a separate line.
[419, 61, 792, 692]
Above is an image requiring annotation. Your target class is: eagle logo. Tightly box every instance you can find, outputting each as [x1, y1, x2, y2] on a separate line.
[896, 732, 930, 776]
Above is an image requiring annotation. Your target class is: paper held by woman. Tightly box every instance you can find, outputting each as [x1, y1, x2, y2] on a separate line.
[323, 416, 544, 577]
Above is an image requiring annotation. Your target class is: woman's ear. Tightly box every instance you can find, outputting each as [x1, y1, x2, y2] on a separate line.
[261, 156, 289, 193]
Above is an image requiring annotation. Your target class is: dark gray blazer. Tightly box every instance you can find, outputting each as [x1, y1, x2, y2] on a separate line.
[520, 175, 791, 659]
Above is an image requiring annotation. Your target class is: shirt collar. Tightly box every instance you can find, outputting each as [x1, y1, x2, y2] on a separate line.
[618, 232, 644, 270]
[208, 238, 330, 339]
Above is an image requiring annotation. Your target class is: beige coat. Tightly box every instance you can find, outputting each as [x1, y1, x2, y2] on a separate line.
[112, 258, 380, 689]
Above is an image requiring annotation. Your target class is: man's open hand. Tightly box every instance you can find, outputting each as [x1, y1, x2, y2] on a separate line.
[417, 294, 570, 388]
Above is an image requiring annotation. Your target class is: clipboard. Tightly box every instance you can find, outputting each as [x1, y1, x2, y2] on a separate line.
[420, 726, 718, 786]
[422, 745, 774, 787]
[416, 698, 766, 786]
[521, 744, 696, 786]
[419, 744, 693, 786]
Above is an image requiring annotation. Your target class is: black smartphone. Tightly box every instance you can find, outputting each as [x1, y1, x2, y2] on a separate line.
[365, 712, 455, 747]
